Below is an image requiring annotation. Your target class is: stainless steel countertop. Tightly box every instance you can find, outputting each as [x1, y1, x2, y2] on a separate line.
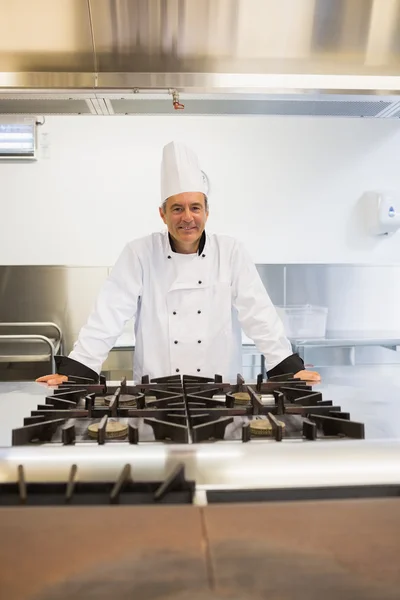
[317, 365, 400, 439]
[291, 330, 400, 347]
[0, 381, 53, 447]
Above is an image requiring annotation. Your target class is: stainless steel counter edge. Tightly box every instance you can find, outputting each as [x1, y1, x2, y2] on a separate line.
[113, 331, 400, 350]
[1, 439, 400, 488]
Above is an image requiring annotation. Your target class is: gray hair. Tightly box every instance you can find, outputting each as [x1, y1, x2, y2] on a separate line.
[161, 195, 209, 214]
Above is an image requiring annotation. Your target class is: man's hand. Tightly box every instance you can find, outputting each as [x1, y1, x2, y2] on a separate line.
[294, 370, 321, 383]
[36, 374, 68, 386]
[36, 371, 321, 386]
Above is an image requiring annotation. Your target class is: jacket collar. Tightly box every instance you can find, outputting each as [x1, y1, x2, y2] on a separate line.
[167, 230, 206, 257]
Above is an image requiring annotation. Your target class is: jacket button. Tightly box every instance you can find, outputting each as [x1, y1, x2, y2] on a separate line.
[173, 311, 177, 315]
[198, 280, 202, 284]
[174, 340, 178, 344]
[176, 368, 180, 373]
[197, 369, 201, 372]
[202, 254, 206, 258]
[197, 310, 201, 314]
[167, 255, 172, 259]
[198, 340, 201, 344]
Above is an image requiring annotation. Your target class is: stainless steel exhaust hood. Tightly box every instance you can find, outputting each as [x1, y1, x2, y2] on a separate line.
[0, 0, 400, 118]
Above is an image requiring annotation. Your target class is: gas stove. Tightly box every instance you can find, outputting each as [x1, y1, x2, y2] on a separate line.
[11, 372, 365, 446]
[6, 372, 398, 508]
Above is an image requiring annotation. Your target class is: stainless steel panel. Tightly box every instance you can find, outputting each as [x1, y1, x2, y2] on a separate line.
[255, 264, 284, 305]
[299, 346, 356, 367]
[355, 345, 400, 364]
[0, 265, 107, 355]
[102, 347, 134, 378]
[0, 0, 94, 72]
[91, 0, 400, 75]
[3, 87, 400, 116]
[0, 265, 108, 379]
[282, 264, 400, 367]
[0, 98, 95, 115]
[285, 264, 400, 333]
[241, 349, 263, 382]
[0, 0, 400, 97]
[96, 72, 400, 94]
[299, 345, 400, 368]
[106, 96, 394, 117]
[0, 72, 95, 88]
[285, 264, 329, 306]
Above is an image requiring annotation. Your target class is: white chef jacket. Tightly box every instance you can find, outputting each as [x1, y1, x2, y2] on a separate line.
[69, 231, 293, 382]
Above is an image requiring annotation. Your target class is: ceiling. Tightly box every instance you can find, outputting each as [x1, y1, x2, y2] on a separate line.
[0, 0, 400, 117]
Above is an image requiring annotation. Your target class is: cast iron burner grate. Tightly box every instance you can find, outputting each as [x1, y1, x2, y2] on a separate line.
[12, 372, 365, 445]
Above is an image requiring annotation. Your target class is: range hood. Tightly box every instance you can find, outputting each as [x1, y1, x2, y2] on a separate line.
[0, 0, 400, 118]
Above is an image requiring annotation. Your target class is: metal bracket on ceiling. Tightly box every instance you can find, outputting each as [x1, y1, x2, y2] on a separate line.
[171, 89, 185, 110]
[131, 87, 185, 111]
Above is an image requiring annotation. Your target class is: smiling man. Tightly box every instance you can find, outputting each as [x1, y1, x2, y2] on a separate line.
[160, 191, 208, 254]
[38, 141, 320, 385]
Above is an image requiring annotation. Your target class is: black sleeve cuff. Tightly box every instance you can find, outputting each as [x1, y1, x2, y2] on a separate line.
[55, 356, 99, 382]
[267, 353, 304, 379]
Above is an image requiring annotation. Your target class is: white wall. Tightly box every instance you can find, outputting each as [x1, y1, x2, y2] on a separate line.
[1, 115, 400, 265]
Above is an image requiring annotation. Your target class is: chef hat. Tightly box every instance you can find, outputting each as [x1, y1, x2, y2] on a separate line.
[161, 141, 207, 202]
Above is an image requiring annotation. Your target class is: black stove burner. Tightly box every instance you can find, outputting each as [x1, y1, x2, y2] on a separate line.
[12, 372, 365, 445]
[182, 373, 365, 443]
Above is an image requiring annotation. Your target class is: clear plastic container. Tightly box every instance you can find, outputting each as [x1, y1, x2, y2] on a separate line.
[276, 305, 328, 339]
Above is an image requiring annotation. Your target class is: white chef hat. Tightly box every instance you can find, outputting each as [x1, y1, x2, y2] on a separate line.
[161, 141, 206, 203]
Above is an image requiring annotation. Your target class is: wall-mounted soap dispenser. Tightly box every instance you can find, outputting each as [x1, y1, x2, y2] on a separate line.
[364, 191, 400, 237]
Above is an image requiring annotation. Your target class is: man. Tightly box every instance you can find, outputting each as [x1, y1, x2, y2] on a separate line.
[38, 141, 320, 385]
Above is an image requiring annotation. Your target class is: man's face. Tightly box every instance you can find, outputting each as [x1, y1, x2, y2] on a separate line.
[159, 192, 209, 248]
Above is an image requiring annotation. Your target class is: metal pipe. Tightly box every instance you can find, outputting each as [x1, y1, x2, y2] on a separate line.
[0, 321, 63, 356]
[0, 334, 55, 372]
[0, 321, 62, 341]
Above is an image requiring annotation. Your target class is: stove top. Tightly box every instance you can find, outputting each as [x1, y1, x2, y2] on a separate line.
[11, 372, 365, 446]
[3, 374, 398, 508]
